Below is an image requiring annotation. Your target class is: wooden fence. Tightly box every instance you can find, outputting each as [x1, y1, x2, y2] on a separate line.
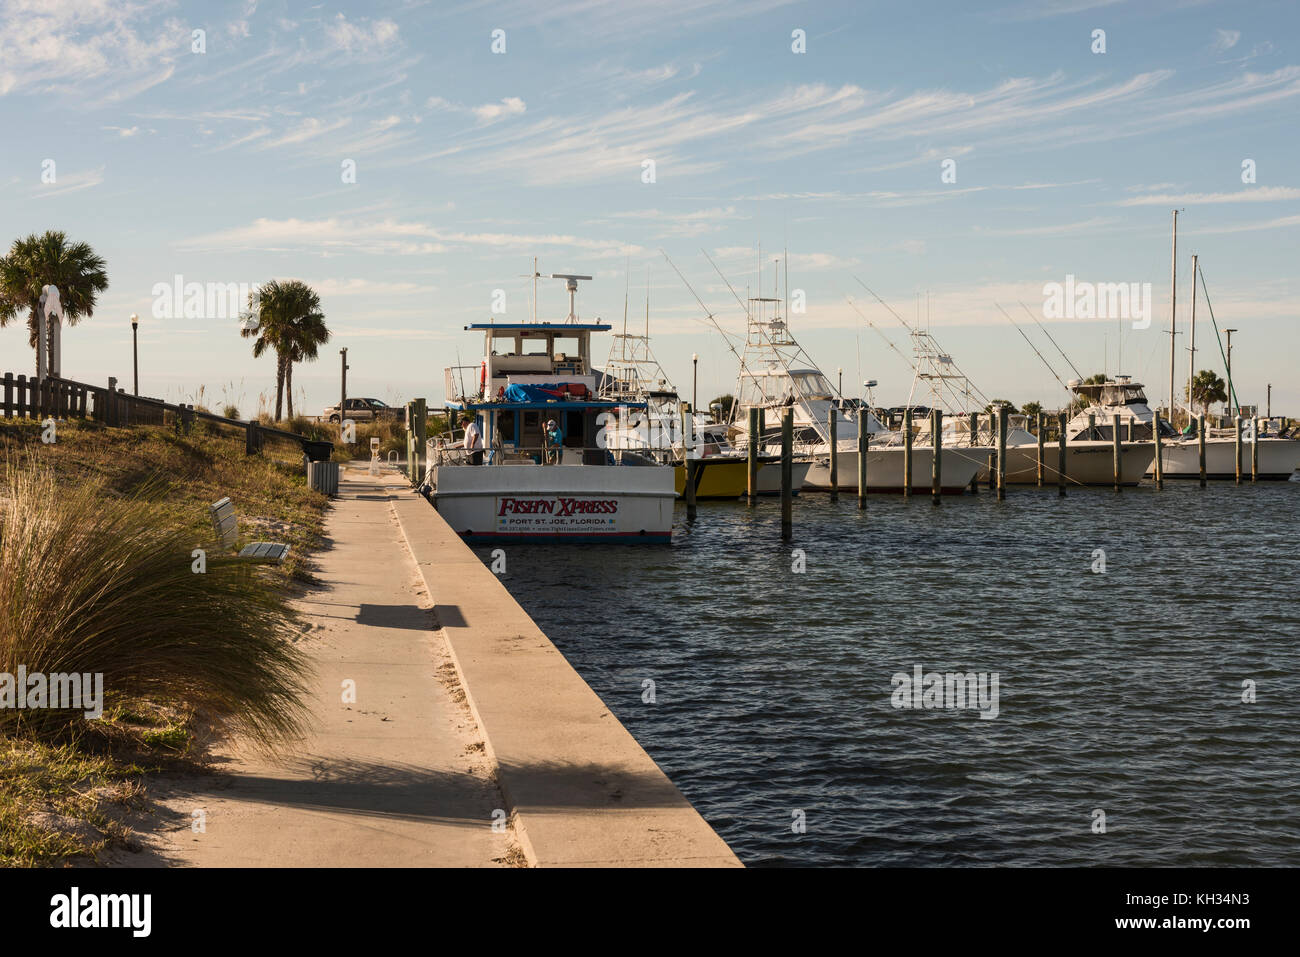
[1, 372, 333, 459]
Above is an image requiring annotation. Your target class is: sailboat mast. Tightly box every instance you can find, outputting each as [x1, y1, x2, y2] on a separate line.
[1169, 209, 1178, 420]
[1188, 253, 1198, 414]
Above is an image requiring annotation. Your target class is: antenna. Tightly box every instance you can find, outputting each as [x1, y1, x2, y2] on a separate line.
[547, 273, 592, 323]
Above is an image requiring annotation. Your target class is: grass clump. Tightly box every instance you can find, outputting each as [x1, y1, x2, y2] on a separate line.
[0, 462, 311, 747]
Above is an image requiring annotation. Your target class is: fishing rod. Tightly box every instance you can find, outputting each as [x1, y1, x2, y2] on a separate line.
[1018, 299, 1084, 380]
[996, 302, 1073, 398]
[702, 247, 751, 320]
[853, 276, 993, 413]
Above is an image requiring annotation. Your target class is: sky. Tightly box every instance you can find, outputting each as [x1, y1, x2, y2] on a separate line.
[2, 0, 1298, 418]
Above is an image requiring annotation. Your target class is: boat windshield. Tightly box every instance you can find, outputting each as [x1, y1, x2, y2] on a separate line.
[791, 371, 834, 399]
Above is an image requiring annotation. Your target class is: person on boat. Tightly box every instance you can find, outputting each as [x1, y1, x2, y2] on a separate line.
[544, 418, 562, 464]
[462, 414, 483, 465]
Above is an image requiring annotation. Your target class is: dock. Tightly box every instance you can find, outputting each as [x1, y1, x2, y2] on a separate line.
[138, 464, 738, 868]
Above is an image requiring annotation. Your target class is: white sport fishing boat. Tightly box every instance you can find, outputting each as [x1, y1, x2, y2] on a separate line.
[598, 297, 809, 497]
[424, 271, 675, 542]
[1066, 376, 1299, 480]
[727, 295, 986, 493]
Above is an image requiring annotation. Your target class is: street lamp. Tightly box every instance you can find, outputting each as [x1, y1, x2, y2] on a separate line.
[691, 352, 698, 413]
[130, 313, 139, 396]
[1225, 328, 1237, 417]
[837, 367, 843, 398]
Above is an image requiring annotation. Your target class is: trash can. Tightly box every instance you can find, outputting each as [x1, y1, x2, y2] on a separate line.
[302, 439, 333, 462]
[307, 460, 339, 496]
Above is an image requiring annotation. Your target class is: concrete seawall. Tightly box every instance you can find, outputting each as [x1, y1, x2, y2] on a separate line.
[391, 488, 741, 867]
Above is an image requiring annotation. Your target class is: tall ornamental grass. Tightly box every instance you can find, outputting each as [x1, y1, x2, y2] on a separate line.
[0, 463, 310, 746]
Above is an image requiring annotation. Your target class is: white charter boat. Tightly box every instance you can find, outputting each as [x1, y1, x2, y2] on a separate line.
[726, 296, 986, 493]
[424, 272, 675, 542]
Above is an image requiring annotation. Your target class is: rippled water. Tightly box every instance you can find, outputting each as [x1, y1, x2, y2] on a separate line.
[475, 480, 1300, 867]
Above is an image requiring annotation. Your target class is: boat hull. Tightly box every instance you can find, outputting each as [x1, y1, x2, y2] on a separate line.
[978, 441, 1155, 486]
[427, 463, 675, 542]
[673, 457, 812, 498]
[1150, 437, 1300, 480]
[803, 445, 987, 493]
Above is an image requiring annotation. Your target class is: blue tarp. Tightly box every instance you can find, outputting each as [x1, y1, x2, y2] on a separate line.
[503, 383, 587, 403]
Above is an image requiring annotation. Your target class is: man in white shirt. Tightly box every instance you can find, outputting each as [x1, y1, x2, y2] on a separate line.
[462, 415, 483, 465]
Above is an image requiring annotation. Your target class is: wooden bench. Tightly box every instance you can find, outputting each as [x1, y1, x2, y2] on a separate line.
[209, 497, 290, 563]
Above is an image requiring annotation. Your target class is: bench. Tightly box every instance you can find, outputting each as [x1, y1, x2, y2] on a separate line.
[209, 497, 290, 563]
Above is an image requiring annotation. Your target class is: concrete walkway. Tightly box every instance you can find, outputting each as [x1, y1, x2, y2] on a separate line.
[392, 485, 741, 867]
[136, 464, 515, 867]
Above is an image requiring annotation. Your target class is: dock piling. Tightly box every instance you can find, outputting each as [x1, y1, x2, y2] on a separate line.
[1036, 413, 1045, 487]
[828, 407, 839, 502]
[1251, 417, 1259, 483]
[903, 408, 913, 499]
[968, 411, 979, 493]
[931, 408, 942, 504]
[1154, 412, 1164, 489]
[857, 408, 868, 509]
[1112, 412, 1122, 492]
[747, 406, 759, 505]
[996, 408, 1007, 500]
[1198, 414, 1207, 487]
[1235, 416, 1243, 485]
[780, 409, 793, 541]
[1057, 411, 1067, 496]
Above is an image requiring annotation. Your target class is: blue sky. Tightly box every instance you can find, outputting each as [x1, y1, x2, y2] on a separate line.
[2, 0, 1298, 417]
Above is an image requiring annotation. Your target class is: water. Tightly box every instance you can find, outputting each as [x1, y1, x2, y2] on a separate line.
[475, 480, 1300, 867]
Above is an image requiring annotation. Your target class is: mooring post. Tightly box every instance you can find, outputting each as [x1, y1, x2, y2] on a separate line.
[987, 412, 997, 491]
[858, 408, 869, 509]
[903, 408, 913, 498]
[1198, 413, 1207, 487]
[1234, 416, 1243, 485]
[931, 408, 942, 504]
[1154, 412, 1165, 489]
[1036, 413, 1045, 487]
[996, 408, 1007, 500]
[968, 411, 980, 493]
[1057, 411, 1067, 496]
[747, 405, 759, 505]
[828, 406, 839, 502]
[681, 402, 697, 521]
[1112, 412, 1122, 492]
[1251, 417, 1259, 483]
[781, 408, 793, 541]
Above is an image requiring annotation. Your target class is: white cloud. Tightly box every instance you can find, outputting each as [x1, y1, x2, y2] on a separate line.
[324, 14, 399, 56]
[1117, 186, 1300, 206]
[472, 97, 527, 123]
[178, 217, 645, 259]
[1213, 29, 1241, 52]
[32, 166, 105, 197]
[426, 95, 528, 125]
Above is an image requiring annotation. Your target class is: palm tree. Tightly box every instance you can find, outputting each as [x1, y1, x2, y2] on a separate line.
[282, 309, 330, 419]
[1188, 369, 1228, 420]
[240, 280, 328, 421]
[0, 231, 109, 375]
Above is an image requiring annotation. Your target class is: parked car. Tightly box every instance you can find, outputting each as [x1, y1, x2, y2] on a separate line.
[322, 397, 400, 423]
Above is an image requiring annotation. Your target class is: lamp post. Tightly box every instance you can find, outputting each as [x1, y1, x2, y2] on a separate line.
[1225, 328, 1237, 417]
[131, 313, 139, 395]
[691, 352, 698, 413]
[837, 367, 843, 398]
